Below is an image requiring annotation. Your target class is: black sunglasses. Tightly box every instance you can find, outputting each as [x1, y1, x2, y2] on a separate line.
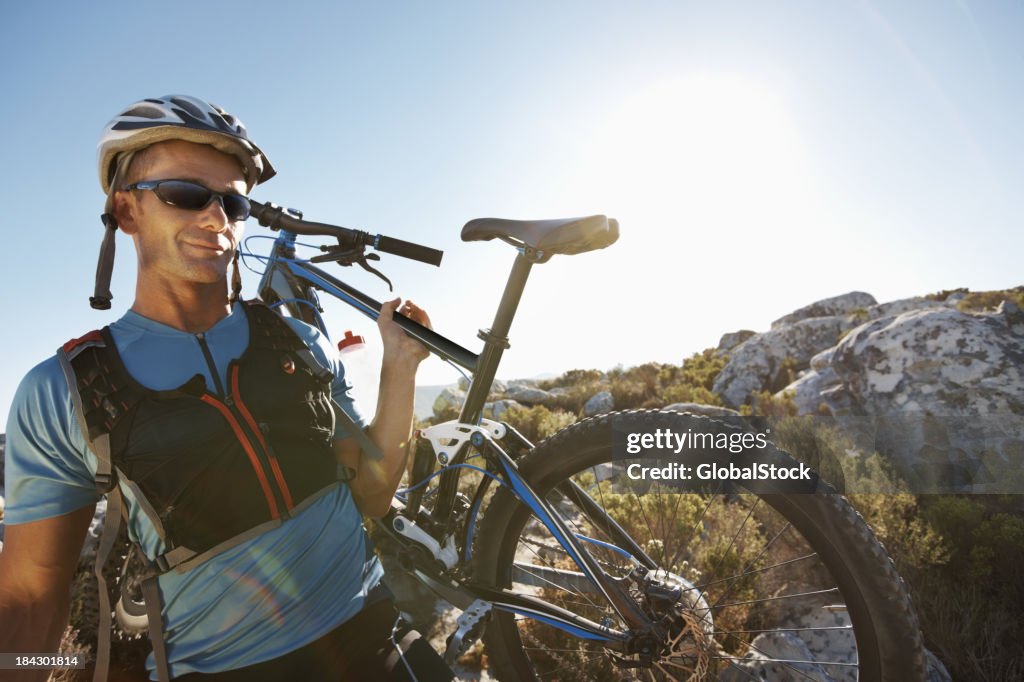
[123, 179, 251, 222]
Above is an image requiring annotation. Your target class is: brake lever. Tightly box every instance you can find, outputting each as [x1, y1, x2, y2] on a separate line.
[358, 257, 393, 291]
[310, 246, 394, 291]
[311, 244, 366, 265]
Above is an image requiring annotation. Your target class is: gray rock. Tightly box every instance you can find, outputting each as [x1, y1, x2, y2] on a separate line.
[505, 384, 555, 405]
[772, 291, 877, 329]
[713, 316, 854, 407]
[784, 305, 1024, 492]
[998, 298, 1024, 326]
[433, 387, 466, 415]
[456, 377, 507, 397]
[582, 391, 614, 416]
[944, 291, 968, 305]
[484, 399, 522, 420]
[663, 402, 741, 417]
[716, 329, 756, 355]
[717, 631, 832, 682]
[864, 296, 946, 321]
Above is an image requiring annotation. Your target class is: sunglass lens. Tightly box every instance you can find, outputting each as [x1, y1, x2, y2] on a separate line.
[156, 181, 213, 211]
[221, 194, 251, 221]
[155, 181, 250, 221]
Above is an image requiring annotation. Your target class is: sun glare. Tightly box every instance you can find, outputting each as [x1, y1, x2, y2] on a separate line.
[584, 74, 818, 239]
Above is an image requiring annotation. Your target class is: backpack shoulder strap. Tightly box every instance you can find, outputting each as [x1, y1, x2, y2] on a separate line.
[244, 300, 334, 383]
[56, 329, 116, 493]
[58, 332, 173, 682]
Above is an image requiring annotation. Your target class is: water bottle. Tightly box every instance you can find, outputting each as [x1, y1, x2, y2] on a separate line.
[337, 330, 378, 416]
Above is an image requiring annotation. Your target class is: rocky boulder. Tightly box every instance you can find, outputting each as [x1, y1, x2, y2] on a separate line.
[484, 399, 522, 420]
[504, 384, 555, 405]
[432, 387, 466, 415]
[712, 316, 854, 407]
[583, 391, 614, 416]
[863, 296, 946, 321]
[716, 329, 755, 355]
[771, 291, 877, 329]
[784, 300, 1024, 492]
[718, 631, 833, 681]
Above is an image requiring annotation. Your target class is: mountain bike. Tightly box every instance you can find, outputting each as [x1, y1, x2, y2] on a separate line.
[246, 201, 926, 681]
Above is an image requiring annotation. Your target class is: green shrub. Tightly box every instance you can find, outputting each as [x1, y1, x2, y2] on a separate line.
[656, 349, 728, 407]
[502, 404, 577, 444]
[924, 287, 968, 302]
[849, 493, 1024, 680]
[956, 286, 1024, 312]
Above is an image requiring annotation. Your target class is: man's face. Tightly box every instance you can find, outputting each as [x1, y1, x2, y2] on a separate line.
[116, 140, 248, 288]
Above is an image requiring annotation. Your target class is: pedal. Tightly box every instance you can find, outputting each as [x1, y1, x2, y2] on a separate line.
[444, 599, 492, 666]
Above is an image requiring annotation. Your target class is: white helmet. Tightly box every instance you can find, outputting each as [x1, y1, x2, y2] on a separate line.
[97, 94, 275, 193]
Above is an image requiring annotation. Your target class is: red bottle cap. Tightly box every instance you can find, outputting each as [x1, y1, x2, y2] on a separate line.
[337, 330, 365, 352]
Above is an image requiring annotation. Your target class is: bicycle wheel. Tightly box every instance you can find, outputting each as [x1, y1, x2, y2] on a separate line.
[473, 410, 925, 681]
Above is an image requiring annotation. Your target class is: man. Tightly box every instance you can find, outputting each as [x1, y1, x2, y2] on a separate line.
[0, 95, 454, 681]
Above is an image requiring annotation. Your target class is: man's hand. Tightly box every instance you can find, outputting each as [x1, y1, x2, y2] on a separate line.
[377, 298, 432, 370]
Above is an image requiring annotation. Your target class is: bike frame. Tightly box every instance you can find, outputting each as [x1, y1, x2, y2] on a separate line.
[254, 227, 658, 646]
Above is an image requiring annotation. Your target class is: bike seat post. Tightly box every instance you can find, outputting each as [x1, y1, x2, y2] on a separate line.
[458, 252, 534, 425]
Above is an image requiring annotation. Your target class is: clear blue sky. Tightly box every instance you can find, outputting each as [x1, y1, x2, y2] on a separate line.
[2, 0, 1022, 419]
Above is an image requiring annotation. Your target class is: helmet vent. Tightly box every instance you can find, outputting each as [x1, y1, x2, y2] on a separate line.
[122, 105, 163, 119]
[170, 97, 207, 121]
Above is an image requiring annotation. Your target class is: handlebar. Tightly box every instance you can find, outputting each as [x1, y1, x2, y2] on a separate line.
[249, 200, 444, 267]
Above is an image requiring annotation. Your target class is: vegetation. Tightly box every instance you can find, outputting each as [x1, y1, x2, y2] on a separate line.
[956, 286, 1024, 313]
[923, 285, 1024, 311]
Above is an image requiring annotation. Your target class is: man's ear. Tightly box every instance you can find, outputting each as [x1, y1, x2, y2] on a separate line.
[113, 191, 139, 235]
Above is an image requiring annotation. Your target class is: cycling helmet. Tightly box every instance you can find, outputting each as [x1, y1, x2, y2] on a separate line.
[97, 94, 275, 193]
[90, 95, 275, 310]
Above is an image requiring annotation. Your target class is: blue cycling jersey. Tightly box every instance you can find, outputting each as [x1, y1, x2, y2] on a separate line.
[4, 302, 384, 679]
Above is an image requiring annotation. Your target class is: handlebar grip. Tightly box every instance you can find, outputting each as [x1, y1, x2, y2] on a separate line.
[374, 235, 444, 267]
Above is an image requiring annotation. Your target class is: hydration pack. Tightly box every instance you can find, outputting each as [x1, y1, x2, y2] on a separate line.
[58, 301, 373, 682]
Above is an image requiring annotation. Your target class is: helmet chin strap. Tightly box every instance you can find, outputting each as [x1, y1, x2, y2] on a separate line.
[91, 150, 137, 310]
[229, 250, 242, 303]
[91, 213, 117, 310]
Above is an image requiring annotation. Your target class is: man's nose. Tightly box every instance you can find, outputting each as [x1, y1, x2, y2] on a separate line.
[197, 197, 231, 231]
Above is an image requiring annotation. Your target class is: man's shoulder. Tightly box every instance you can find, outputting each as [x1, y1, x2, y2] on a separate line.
[276, 313, 337, 359]
[281, 315, 324, 343]
[7, 352, 77, 447]
[13, 352, 73, 411]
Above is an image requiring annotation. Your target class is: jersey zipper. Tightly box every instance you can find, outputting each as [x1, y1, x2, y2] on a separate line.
[195, 333, 292, 519]
[195, 333, 227, 397]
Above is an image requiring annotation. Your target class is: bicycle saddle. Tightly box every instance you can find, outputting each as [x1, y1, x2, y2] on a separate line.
[461, 215, 619, 262]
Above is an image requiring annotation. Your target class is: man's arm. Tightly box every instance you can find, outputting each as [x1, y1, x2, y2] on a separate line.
[335, 298, 430, 518]
[0, 505, 95, 682]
